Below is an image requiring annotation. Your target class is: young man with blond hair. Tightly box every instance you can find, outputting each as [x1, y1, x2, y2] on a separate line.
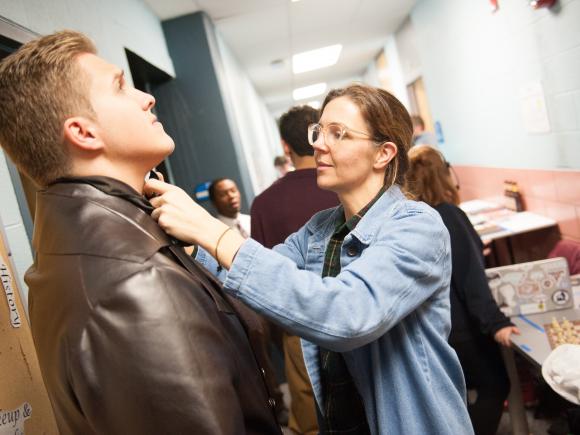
[0, 30, 280, 434]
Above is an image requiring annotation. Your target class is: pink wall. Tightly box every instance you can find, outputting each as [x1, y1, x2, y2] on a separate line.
[454, 166, 580, 242]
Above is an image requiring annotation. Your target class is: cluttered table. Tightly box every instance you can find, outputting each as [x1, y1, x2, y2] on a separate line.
[510, 308, 580, 367]
[460, 199, 557, 243]
[461, 198, 570, 434]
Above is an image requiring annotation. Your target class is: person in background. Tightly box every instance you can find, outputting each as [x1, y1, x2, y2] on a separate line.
[209, 177, 251, 237]
[405, 145, 520, 435]
[274, 155, 294, 178]
[0, 30, 280, 434]
[411, 114, 438, 146]
[145, 84, 474, 434]
[207, 176, 288, 424]
[252, 105, 339, 435]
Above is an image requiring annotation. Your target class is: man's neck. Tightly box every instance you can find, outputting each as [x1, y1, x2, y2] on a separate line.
[290, 153, 316, 170]
[218, 211, 239, 220]
[71, 162, 147, 194]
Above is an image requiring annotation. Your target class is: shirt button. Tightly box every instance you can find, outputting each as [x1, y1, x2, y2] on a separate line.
[346, 246, 358, 257]
[268, 398, 276, 408]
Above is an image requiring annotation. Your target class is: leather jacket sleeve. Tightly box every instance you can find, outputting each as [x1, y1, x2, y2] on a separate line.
[68, 260, 246, 435]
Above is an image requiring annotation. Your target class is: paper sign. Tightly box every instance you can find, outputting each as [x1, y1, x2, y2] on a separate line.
[0, 402, 32, 435]
[194, 181, 212, 202]
[1, 262, 21, 328]
[520, 81, 551, 133]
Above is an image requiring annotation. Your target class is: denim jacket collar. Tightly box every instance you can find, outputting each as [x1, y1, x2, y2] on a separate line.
[306, 185, 405, 245]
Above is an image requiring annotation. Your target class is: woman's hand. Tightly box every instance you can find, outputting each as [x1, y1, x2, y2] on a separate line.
[144, 179, 223, 247]
[144, 179, 245, 268]
[482, 239, 492, 257]
[494, 326, 520, 347]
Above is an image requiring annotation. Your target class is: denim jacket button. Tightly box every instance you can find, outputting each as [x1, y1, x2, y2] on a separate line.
[346, 247, 358, 257]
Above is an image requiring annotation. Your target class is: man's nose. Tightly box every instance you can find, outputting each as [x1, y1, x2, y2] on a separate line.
[137, 89, 155, 111]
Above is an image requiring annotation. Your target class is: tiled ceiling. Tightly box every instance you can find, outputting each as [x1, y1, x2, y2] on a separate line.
[144, 0, 415, 113]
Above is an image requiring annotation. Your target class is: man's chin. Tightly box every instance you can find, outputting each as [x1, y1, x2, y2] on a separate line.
[164, 137, 176, 155]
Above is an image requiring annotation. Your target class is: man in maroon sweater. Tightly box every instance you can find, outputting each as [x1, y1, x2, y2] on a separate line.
[251, 105, 338, 435]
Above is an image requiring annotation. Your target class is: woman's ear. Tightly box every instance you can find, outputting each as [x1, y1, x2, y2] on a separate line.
[374, 141, 398, 170]
[63, 117, 104, 152]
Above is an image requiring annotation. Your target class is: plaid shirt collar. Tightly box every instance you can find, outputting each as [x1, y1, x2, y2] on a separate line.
[334, 185, 387, 236]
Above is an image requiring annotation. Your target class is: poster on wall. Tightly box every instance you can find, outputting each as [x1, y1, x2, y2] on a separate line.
[0, 228, 59, 434]
[1, 261, 21, 328]
[0, 402, 32, 435]
[520, 81, 551, 134]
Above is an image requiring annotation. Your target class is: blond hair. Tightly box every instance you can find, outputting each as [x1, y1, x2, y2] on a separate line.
[0, 30, 97, 186]
[405, 145, 460, 206]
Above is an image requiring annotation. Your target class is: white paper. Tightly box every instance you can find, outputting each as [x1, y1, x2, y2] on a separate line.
[520, 81, 551, 133]
[1, 262, 21, 328]
[0, 402, 32, 435]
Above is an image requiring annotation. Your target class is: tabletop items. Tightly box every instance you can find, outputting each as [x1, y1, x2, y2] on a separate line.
[545, 318, 580, 349]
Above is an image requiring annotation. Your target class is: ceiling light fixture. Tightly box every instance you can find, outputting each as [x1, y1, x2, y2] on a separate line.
[293, 83, 327, 101]
[292, 44, 342, 74]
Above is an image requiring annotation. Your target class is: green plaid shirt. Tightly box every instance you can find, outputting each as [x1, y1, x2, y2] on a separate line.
[318, 187, 386, 434]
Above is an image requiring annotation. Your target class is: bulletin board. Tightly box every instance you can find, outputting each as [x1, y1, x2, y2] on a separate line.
[0, 231, 58, 434]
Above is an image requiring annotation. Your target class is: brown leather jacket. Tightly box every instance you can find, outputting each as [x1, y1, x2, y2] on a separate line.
[25, 180, 281, 435]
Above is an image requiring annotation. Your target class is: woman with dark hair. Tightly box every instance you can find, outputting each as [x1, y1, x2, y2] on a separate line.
[145, 85, 473, 434]
[405, 145, 520, 435]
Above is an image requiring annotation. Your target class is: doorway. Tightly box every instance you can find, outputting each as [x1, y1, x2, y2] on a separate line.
[0, 23, 38, 241]
[407, 76, 434, 132]
[125, 48, 176, 184]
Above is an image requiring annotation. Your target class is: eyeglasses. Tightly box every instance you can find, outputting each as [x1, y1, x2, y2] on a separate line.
[307, 122, 374, 147]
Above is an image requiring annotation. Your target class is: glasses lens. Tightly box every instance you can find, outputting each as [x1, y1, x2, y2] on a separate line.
[326, 124, 343, 146]
[308, 124, 321, 145]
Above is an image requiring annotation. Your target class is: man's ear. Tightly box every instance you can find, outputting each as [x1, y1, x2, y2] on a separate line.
[63, 117, 104, 152]
[281, 140, 291, 157]
[374, 141, 398, 170]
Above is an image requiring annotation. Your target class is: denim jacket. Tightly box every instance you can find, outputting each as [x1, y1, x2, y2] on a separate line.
[197, 186, 473, 434]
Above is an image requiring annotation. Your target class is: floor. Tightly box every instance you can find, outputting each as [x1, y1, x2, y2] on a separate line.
[496, 409, 552, 435]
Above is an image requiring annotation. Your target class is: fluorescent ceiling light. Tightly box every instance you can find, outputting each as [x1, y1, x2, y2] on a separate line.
[293, 83, 327, 101]
[292, 44, 342, 74]
[307, 100, 321, 109]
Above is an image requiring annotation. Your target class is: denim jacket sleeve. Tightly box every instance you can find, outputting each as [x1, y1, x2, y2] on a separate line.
[195, 228, 307, 281]
[223, 203, 451, 352]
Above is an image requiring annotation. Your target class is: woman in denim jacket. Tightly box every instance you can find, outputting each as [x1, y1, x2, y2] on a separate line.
[146, 84, 474, 435]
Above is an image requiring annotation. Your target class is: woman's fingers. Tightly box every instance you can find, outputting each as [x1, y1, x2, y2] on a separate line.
[144, 178, 175, 198]
[149, 195, 164, 209]
[153, 171, 165, 182]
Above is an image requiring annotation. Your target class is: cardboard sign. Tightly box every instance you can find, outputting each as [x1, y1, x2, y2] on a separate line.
[0, 235, 58, 434]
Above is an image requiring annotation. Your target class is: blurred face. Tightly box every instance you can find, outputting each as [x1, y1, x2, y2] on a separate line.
[313, 96, 380, 195]
[78, 53, 174, 170]
[212, 179, 241, 217]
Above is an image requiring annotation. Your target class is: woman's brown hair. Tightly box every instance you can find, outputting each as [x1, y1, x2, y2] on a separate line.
[320, 84, 413, 187]
[405, 145, 460, 206]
